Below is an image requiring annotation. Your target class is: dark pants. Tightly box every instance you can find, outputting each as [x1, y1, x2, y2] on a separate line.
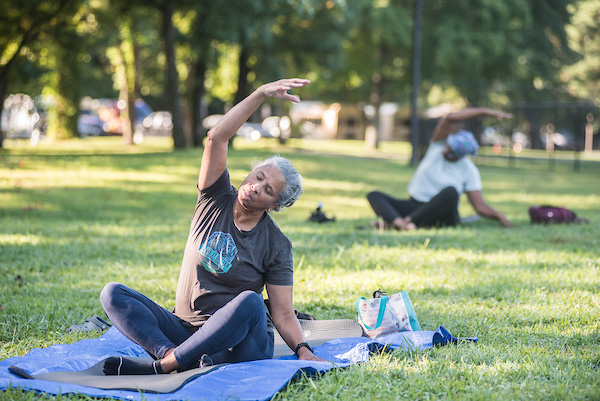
[100, 283, 273, 370]
[366, 186, 460, 228]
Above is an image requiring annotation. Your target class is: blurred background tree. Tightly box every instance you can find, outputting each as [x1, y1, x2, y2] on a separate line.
[0, 0, 83, 144]
[352, 0, 413, 150]
[564, 1, 600, 101]
[0, 0, 597, 151]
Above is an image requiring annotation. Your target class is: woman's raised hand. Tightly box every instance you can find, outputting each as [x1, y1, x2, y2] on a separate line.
[490, 110, 513, 120]
[260, 78, 310, 103]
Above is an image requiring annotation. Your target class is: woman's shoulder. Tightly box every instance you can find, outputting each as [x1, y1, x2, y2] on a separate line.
[198, 169, 236, 200]
[261, 216, 292, 244]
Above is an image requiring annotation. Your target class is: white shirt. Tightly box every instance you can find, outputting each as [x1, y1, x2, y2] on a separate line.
[407, 141, 482, 202]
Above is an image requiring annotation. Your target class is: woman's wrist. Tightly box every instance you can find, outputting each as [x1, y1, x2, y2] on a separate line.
[294, 342, 313, 358]
[255, 84, 273, 100]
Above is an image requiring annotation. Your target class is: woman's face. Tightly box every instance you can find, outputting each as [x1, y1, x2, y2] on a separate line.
[442, 142, 459, 162]
[238, 166, 285, 212]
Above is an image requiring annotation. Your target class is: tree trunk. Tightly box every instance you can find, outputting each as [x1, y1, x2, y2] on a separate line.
[187, 8, 210, 148]
[132, 18, 142, 99]
[229, 42, 251, 149]
[234, 45, 250, 106]
[365, 72, 383, 150]
[0, 73, 7, 149]
[49, 36, 80, 140]
[162, 0, 186, 148]
[463, 88, 483, 142]
[117, 45, 134, 145]
[120, 16, 138, 146]
[525, 106, 542, 150]
[410, 0, 423, 166]
[190, 58, 207, 148]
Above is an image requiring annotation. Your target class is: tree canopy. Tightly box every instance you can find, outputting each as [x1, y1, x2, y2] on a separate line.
[0, 0, 596, 150]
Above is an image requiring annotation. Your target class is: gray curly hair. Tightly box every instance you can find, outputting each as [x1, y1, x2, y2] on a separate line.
[252, 155, 303, 212]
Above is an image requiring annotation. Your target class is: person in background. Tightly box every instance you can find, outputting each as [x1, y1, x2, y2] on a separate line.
[100, 78, 325, 376]
[367, 108, 514, 230]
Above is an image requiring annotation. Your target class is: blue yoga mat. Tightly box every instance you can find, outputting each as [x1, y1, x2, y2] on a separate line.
[0, 325, 475, 401]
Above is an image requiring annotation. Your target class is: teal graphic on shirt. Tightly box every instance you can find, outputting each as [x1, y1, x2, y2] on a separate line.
[198, 232, 238, 274]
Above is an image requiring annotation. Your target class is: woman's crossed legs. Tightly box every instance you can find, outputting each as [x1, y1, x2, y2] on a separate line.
[100, 283, 273, 374]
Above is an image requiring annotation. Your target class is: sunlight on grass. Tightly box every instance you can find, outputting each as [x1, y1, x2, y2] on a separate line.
[0, 233, 43, 246]
[1, 137, 599, 400]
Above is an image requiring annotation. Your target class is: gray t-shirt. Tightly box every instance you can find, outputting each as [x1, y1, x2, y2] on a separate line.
[174, 169, 293, 329]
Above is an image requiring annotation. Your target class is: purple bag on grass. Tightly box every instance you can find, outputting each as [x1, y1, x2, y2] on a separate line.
[528, 205, 585, 224]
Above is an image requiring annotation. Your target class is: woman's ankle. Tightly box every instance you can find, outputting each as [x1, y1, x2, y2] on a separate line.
[159, 351, 181, 373]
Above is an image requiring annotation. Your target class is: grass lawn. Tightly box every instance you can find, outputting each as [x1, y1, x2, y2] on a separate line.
[1, 136, 599, 400]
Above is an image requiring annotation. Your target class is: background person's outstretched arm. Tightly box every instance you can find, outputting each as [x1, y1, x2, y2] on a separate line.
[467, 190, 513, 227]
[198, 78, 310, 190]
[431, 108, 513, 142]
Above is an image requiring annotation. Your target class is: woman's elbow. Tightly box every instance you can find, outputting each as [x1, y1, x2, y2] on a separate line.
[207, 126, 234, 145]
[206, 127, 217, 141]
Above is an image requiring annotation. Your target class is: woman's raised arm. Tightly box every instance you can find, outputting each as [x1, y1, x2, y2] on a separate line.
[431, 108, 513, 142]
[198, 78, 310, 189]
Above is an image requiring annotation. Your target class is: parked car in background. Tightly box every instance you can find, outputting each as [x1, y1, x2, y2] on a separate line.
[511, 131, 531, 150]
[481, 126, 512, 148]
[138, 111, 172, 136]
[77, 109, 105, 137]
[1, 94, 40, 139]
[78, 97, 153, 137]
[261, 116, 292, 143]
[481, 126, 532, 153]
[202, 114, 292, 143]
[540, 130, 576, 151]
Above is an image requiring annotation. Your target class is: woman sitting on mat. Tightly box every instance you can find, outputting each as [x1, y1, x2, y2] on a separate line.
[367, 107, 514, 230]
[100, 78, 324, 376]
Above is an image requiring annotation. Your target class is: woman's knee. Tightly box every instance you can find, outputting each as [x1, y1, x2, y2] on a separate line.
[99, 282, 128, 308]
[367, 191, 391, 209]
[211, 291, 265, 332]
[235, 290, 264, 311]
[366, 191, 383, 203]
[440, 186, 459, 203]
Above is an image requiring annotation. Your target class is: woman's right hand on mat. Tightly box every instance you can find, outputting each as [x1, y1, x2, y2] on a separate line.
[297, 346, 327, 362]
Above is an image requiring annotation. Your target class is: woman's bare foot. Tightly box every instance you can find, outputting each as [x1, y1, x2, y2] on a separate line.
[393, 216, 417, 231]
[404, 216, 417, 231]
[370, 219, 390, 230]
[392, 217, 409, 230]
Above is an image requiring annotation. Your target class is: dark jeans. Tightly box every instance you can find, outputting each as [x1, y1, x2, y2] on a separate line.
[100, 283, 273, 370]
[366, 186, 460, 228]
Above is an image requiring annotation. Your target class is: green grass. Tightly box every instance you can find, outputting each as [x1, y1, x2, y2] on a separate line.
[1, 136, 599, 400]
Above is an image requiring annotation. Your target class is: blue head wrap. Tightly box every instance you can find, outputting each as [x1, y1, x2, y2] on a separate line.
[447, 130, 479, 159]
